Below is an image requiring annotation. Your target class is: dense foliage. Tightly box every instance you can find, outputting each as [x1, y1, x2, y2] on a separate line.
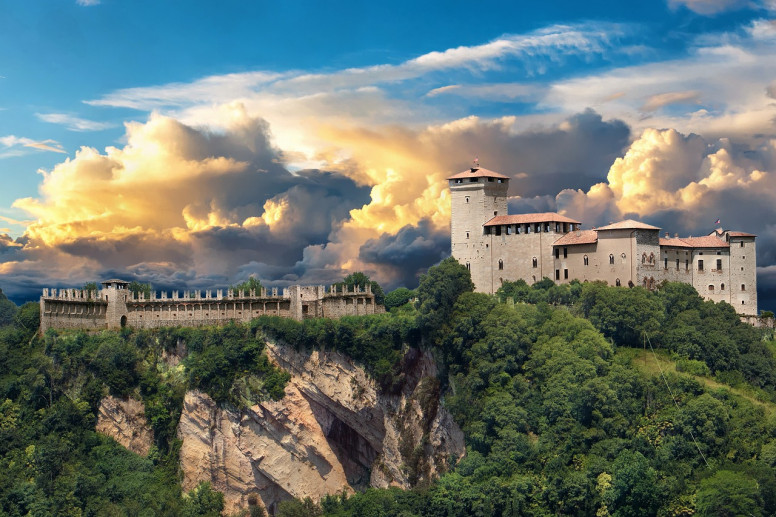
[0, 303, 287, 516]
[3, 261, 776, 516]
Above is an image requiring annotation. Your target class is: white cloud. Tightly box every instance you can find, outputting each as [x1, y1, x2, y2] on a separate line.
[36, 113, 115, 132]
[0, 135, 66, 157]
[76, 0, 100, 6]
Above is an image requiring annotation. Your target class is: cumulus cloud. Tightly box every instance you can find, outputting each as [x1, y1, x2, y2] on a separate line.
[557, 128, 776, 296]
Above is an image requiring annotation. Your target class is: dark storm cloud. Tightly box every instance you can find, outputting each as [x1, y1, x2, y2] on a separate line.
[359, 219, 450, 289]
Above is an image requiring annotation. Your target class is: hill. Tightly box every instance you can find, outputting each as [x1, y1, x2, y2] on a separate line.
[1, 260, 776, 516]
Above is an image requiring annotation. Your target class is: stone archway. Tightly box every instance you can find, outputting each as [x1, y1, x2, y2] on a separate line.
[120, 315, 127, 328]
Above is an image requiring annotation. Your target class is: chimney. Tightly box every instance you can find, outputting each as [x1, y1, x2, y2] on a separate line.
[675, 233, 678, 238]
[665, 232, 669, 238]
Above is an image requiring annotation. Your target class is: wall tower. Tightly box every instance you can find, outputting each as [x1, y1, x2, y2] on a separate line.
[448, 166, 509, 292]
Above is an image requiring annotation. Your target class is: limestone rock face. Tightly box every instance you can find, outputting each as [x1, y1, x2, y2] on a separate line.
[175, 343, 465, 513]
[96, 395, 153, 456]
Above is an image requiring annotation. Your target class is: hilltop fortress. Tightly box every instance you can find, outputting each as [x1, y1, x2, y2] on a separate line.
[40, 280, 383, 333]
[449, 165, 758, 316]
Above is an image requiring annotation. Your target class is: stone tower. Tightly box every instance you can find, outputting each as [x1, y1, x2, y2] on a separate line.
[448, 166, 509, 291]
[101, 279, 130, 329]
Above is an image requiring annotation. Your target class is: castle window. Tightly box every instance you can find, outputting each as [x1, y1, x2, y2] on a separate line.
[649, 252, 655, 264]
[556, 223, 561, 232]
[716, 259, 722, 271]
[545, 223, 550, 232]
[717, 251, 721, 255]
[609, 254, 614, 265]
[466, 263, 470, 271]
[455, 179, 462, 184]
[563, 247, 567, 258]
[584, 255, 589, 266]
[494, 211, 498, 216]
[466, 232, 470, 239]
[535, 224, 541, 233]
[526, 225, 531, 234]
[642, 253, 646, 264]
[741, 284, 745, 291]
[498, 259, 503, 270]
[676, 259, 679, 270]
[517, 225, 522, 234]
[498, 179, 503, 183]
[555, 248, 560, 259]
[698, 260, 703, 271]
[664, 258, 668, 269]
[563, 223, 568, 233]
[564, 269, 568, 279]
[555, 269, 560, 280]
[465, 196, 469, 203]
[616, 278, 621, 286]
[488, 177, 494, 182]
[495, 226, 501, 236]
[686, 259, 689, 270]
[532, 257, 538, 268]
[708, 285, 714, 291]
[721, 283, 725, 290]
[621, 253, 627, 263]
[741, 241, 745, 247]
[469, 178, 478, 183]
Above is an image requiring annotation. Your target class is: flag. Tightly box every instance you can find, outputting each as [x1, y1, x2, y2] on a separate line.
[714, 218, 721, 225]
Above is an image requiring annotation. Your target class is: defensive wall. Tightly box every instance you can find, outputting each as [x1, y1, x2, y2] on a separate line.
[40, 280, 384, 333]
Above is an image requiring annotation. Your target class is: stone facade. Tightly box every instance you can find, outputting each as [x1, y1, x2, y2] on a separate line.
[40, 279, 384, 332]
[449, 166, 759, 316]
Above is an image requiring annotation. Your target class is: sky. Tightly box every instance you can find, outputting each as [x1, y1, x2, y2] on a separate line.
[1, 0, 776, 313]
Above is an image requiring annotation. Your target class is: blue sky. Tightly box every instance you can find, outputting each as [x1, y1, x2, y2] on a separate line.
[1, 0, 776, 311]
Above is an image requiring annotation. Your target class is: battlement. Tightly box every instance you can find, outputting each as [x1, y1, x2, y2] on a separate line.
[40, 280, 384, 333]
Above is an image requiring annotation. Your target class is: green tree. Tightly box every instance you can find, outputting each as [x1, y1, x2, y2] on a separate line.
[384, 287, 415, 311]
[696, 470, 762, 517]
[128, 281, 152, 300]
[231, 276, 263, 296]
[0, 287, 17, 327]
[416, 257, 473, 343]
[181, 482, 225, 517]
[335, 272, 385, 305]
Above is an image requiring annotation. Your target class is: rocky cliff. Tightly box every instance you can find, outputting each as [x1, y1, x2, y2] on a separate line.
[177, 342, 465, 514]
[96, 395, 154, 456]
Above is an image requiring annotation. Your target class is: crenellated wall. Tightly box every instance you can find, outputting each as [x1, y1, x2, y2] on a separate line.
[40, 283, 385, 332]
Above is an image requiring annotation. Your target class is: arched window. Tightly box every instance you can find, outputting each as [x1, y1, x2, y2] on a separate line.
[643, 278, 648, 288]
[721, 283, 725, 291]
[649, 252, 655, 264]
[641, 253, 646, 264]
[584, 255, 589, 266]
[466, 262, 470, 271]
[498, 259, 504, 270]
[609, 254, 615, 265]
[532, 257, 538, 268]
[615, 278, 621, 287]
[708, 285, 714, 291]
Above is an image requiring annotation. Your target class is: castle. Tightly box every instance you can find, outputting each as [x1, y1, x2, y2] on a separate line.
[40, 280, 384, 333]
[449, 166, 758, 316]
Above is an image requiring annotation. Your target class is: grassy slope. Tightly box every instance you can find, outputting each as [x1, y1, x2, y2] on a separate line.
[621, 347, 776, 416]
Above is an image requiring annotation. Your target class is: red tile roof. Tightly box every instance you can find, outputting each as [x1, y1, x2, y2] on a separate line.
[659, 237, 688, 247]
[728, 231, 757, 238]
[553, 230, 598, 246]
[596, 219, 661, 231]
[484, 212, 581, 226]
[660, 236, 729, 248]
[447, 167, 510, 180]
